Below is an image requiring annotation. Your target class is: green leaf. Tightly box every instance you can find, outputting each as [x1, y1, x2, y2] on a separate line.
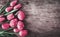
[3, 11, 7, 14]
[0, 31, 17, 37]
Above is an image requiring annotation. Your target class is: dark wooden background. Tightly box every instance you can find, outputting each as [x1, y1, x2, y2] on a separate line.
[0, 0, 60, 37]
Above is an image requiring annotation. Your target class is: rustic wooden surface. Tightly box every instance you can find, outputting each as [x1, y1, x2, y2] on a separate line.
[0, 0, 60, 37]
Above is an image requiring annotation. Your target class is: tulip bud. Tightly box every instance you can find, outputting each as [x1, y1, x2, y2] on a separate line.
[2, 23, 10, 30]
[19, 30, 28, 37]
[10, 0, 17, 7]
[5, 7, 13, 12]
[7, 14, 14, 20]
[14, 4, 22, 10]
[17, 21, 24, 30]
[17, 11, 25, 20]
[10, 18, 18, 28]
[0, 17, 5, 22]
[13, 28, 19, 33]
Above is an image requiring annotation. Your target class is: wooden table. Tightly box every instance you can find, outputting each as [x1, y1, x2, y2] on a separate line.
[0, 0, 60, 37]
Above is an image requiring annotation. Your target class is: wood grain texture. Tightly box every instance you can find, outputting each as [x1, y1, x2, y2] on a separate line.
[0, 0, 60, 37]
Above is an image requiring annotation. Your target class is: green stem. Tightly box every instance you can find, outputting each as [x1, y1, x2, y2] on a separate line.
[0, 28, 14, 34]
[0, 31, 4, 34]
[3, 28, 13, 32]
[4, 9, 18, 16]
[4, 32, 15, 34]
[0, 31, 15, 35]
[0, 0, 10, 14]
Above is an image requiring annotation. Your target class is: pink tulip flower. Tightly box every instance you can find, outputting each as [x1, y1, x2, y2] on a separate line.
[14, 4, 22, 10]
[10, 0, 17, 7]
[19, 30, 28, 37]
[17, 21, 24, 30]
[13, 28, 19, 33]
[5, 7, 13, 12]
[2, 23, 10, 30]
[10, 18, 18, 28]
[17, 11, 25, 20]
[7, 14, 14, 20]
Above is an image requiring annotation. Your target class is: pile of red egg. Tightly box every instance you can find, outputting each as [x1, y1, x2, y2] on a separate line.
[0, 0, 28, 37]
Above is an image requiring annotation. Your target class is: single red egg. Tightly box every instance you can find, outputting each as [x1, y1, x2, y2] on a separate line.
[10, 18, 18, 28]
[14, 4, 22, 10]
[7, 14, 14, 20]
[19, 30, 28, 37]
[17, 21, 24, 30]
[5, 7, 13, 12]
[17, 11, 25, 20]
[2, 23, 10, 30]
